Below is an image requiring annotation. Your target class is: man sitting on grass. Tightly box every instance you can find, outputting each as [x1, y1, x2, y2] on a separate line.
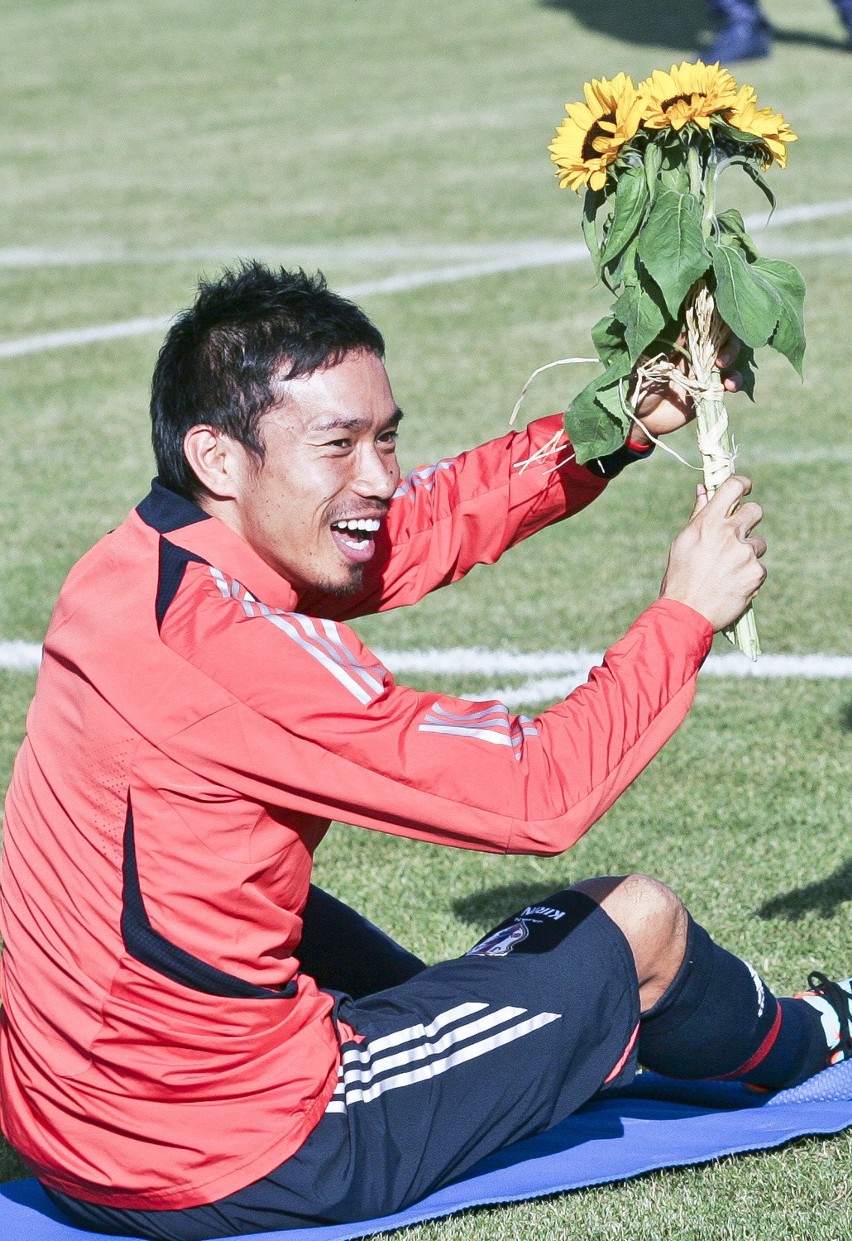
[1, 263, 849, 1240]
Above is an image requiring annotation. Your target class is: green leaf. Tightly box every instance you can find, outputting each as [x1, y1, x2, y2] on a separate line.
[599, 167, 649, 272]
[711, 244, 782, 349]
[741, 163, 776, 217]
[614, 280, 668, 365]
[590, 313, 626, 366]
[716, 208, 759, 262]
[718, 156, 776, 217]
[564, 372, 630, 463]
[751, 258, 807, 376]
[659, 164, 690, 194]
[613, 236, 641, 291]
[643, 140, 662, 206]
[582, 187, 603, 275]
[637, 188, 711, 318]
[736, 344, 758, 401]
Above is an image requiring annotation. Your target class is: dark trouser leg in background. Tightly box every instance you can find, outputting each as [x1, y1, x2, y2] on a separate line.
[705, 0, 772, 61]
[832, 0, 852, 37]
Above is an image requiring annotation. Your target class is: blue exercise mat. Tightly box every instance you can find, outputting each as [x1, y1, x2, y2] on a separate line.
[2, 1061, 850, 1241]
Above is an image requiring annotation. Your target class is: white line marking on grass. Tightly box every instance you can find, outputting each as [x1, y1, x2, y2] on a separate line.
[344, 244, 591, 297]
[0, 246, 589, 359]
[475, 655, 852, 706]
[3, 232, 849, 361]
[0, 240, 585, 269]
[378, 649, 596, 676]
[375, 647, 852, 676]
[747, 198, 852, 227]
[0, 642, 44, 670]
[0, 316, 172, 359]
[2, 198, 850, 270]
[1, 197, 850, 360]
[738, 444, 852, 464]
[5, 641, 851, 698]
[775, 237, 852, 257]
[384, 650, 852, 704]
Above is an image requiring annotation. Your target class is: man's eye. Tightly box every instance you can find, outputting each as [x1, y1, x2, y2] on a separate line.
[378, 431, 399, 446]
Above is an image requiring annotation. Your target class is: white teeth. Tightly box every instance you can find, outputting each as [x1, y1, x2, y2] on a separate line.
[334, 518, 380, 533]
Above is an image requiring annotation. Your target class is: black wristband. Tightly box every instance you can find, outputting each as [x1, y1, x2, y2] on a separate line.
[585, 439, 655, 479]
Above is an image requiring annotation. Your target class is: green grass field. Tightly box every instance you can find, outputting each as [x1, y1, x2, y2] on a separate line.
[1, 1, 851, 1235]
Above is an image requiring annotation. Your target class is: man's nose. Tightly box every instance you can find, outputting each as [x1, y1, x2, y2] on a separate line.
[352, 446, 399, 499]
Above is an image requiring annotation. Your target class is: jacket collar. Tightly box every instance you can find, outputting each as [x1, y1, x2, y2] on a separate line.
[136, 480, 301, 612]
[136, 480, 210, 534]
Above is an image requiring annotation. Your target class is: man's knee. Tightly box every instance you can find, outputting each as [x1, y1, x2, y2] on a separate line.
[571, 874, 688, 1001]
[572, 873, 684, 933]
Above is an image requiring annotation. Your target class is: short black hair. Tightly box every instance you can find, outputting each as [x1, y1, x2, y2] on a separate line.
[150, 262, 386, 499]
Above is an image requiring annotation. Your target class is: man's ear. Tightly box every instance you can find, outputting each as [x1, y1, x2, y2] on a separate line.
[183, 426, 245, 500]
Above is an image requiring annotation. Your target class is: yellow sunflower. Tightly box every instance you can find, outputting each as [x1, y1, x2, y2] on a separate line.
[549, 72, 644, 192]
[724, 85, 797, 168]
[639, 60, 739, 131]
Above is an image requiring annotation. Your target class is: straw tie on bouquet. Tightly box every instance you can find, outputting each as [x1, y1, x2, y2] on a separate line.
[529, 62, 805, 659]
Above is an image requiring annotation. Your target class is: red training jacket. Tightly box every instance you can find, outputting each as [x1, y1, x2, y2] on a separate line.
[0, 415, 712, 1207]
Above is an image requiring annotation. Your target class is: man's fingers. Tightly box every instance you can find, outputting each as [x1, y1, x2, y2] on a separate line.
[732, 499, 763, 537]
[749, 554, 769, 598]
[693, 477, 765, 555]
[663, 472, 768, 629]
[690, 483, 709, 518]
[714, 329, 740, 372]
[699, 474, 753, 518]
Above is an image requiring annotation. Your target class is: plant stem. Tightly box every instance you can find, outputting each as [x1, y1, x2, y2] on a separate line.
[701, 151, 717, 240]
[687, 142, 703, 199]
[688, 287, 761, 660]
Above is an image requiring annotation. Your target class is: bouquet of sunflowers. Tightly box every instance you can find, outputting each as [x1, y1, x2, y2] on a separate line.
[545, 61, 805, 659]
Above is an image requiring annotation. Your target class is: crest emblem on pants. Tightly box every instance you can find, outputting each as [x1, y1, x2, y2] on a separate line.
[467, 920, 530, 957]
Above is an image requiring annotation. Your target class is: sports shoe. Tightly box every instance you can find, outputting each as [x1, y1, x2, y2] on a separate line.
[796, 973, 852, 1065]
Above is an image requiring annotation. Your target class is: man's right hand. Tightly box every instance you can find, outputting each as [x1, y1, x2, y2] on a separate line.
[659, 476, 767, 633]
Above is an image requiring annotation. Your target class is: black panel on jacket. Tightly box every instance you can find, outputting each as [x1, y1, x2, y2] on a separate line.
[121, 800, 297, 1001]
[155, 538, 208, 631]
[137, 480, 211, 534]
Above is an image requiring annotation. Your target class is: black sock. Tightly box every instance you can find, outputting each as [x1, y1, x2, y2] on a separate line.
[638, 917, 828, 1088]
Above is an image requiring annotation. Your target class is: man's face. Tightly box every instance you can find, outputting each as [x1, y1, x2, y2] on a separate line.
[224, 349, 403, 596]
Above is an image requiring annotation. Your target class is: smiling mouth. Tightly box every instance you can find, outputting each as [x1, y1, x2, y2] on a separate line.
[330, 517, 382, 563]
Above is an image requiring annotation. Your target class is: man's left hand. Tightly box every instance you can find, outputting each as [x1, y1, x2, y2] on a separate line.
[628, 337, 742, 448]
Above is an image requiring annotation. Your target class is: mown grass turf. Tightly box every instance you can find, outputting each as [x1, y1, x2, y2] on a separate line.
[1, 0, 850, 1233]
